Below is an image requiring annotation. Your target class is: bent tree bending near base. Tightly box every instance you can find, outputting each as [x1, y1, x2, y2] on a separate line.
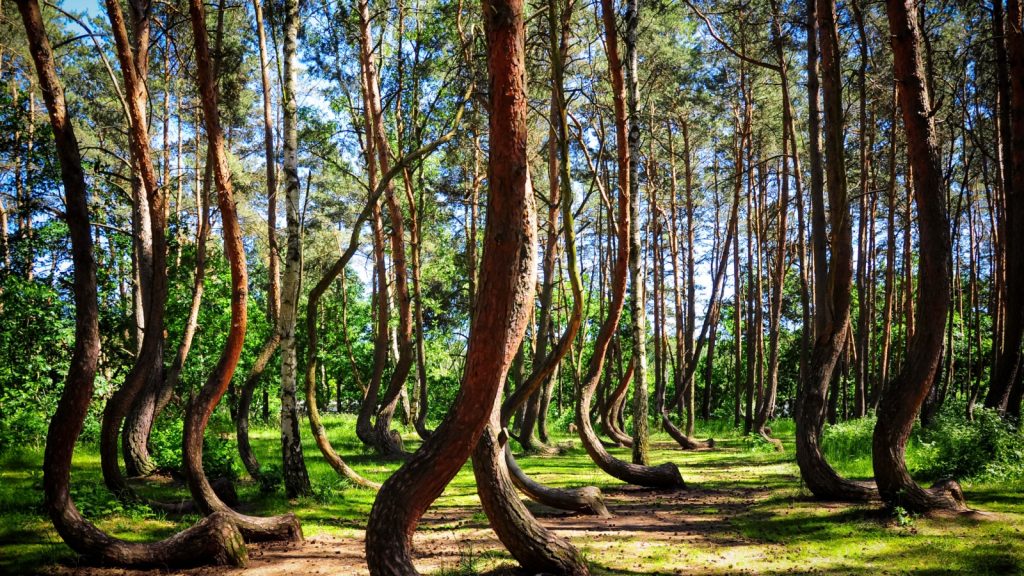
[794, 0, 876, 502]
[19, 0, 247, 565]
[494, 0, 608, 518]
[182, 0, 303, 541]
[871, 0, 967, 514]
[571, 0, 683, 491]
[364, 0, 588, 573]
[301, 96, 471, 489]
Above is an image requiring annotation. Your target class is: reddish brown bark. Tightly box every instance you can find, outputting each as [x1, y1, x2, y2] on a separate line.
[571, 0, 683, 490]
[20, 0, 246, 565]
[793, 0, 876, 502]
[364, 0, 588, 571]
[872, 0, 967, 514]
[183, 0, 303, 540]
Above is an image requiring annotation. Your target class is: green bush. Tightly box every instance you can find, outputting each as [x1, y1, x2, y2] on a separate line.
[820, 408, 1024, 483]
[918, 408, 1023, 482]
[148, 417, 240, 481]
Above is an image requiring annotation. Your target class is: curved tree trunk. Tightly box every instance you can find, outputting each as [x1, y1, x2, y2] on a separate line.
[364, 1, 588, 571]
[468, 1, 589, 570]
[20, 0, 247, 565]
[601, 356, 635, 447]
[98, 0, 174, 500]
[182, 0, 303, 541]
[572, 0, 684, 491]
[872, 0, 967, 514]
[118, 0, 159, 480]
[793, 0, 877, 503]
[236, 333, 280, 482]
[504, 446, 610, 517]
[303, 224, 383, 489]
[357, 0, 414, 458]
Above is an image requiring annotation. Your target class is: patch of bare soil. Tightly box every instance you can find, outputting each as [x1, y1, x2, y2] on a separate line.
[44, 480, 778, 576]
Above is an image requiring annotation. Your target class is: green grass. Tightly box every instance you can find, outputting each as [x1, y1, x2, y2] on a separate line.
[1, 414, 1021, 575]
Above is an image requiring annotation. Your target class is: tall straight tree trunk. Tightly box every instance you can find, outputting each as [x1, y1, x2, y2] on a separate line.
[876, 85, 899, 409]
[794, 0, 876, 502]
[872, 0, 966, 514]
[623, 0, 650, 466]
[18, 0, 247, 565]
[990, 0, 1011, 398]
[182, 0, 303, 540]
[987, 0, 1024, 415]
[278, 0, 312, 497]
[753, 0, 792, 448]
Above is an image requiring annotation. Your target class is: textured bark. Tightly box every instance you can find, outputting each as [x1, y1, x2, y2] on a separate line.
[120, 0, 162, 479]
[572, 0, 683, 490]
[184, 0, 303, 540]
[872, 0, 967, 514]
[987, 0, 1024, 414]
[622, 0, 650, 467]
[236, 334, 280, 481]
[792, 0, 877, 503]
[20, 0, 246, 564]
[99, 0, 171, 499]
[504, 446, 610, 517]
[467, 4, 589, 568]
[277, 0, 312, 498]
[364, 0, 556, 569]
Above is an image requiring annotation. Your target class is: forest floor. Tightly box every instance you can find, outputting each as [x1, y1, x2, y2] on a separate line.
[1, 415, 1022, 575]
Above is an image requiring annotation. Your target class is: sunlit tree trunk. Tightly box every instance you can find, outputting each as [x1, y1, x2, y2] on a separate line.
[365, 1, 588, 570]
[182, 0, 303, 539]
[277, 0, 312, 497]
[20, 0, 247, 564]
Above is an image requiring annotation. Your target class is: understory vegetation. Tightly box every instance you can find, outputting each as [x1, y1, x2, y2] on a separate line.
[1, 416, 1021, 575]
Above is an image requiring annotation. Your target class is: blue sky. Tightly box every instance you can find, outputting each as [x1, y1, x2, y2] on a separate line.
[61, 0, 102, 17]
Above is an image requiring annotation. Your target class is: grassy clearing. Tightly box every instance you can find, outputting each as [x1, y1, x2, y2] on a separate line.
[1, 415, 1021, 575]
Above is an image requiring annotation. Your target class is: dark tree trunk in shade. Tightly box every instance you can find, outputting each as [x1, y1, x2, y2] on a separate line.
[987, 0, 1024, 415]
[872, 0, 967, 514]
[793, 0, 877, 503]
